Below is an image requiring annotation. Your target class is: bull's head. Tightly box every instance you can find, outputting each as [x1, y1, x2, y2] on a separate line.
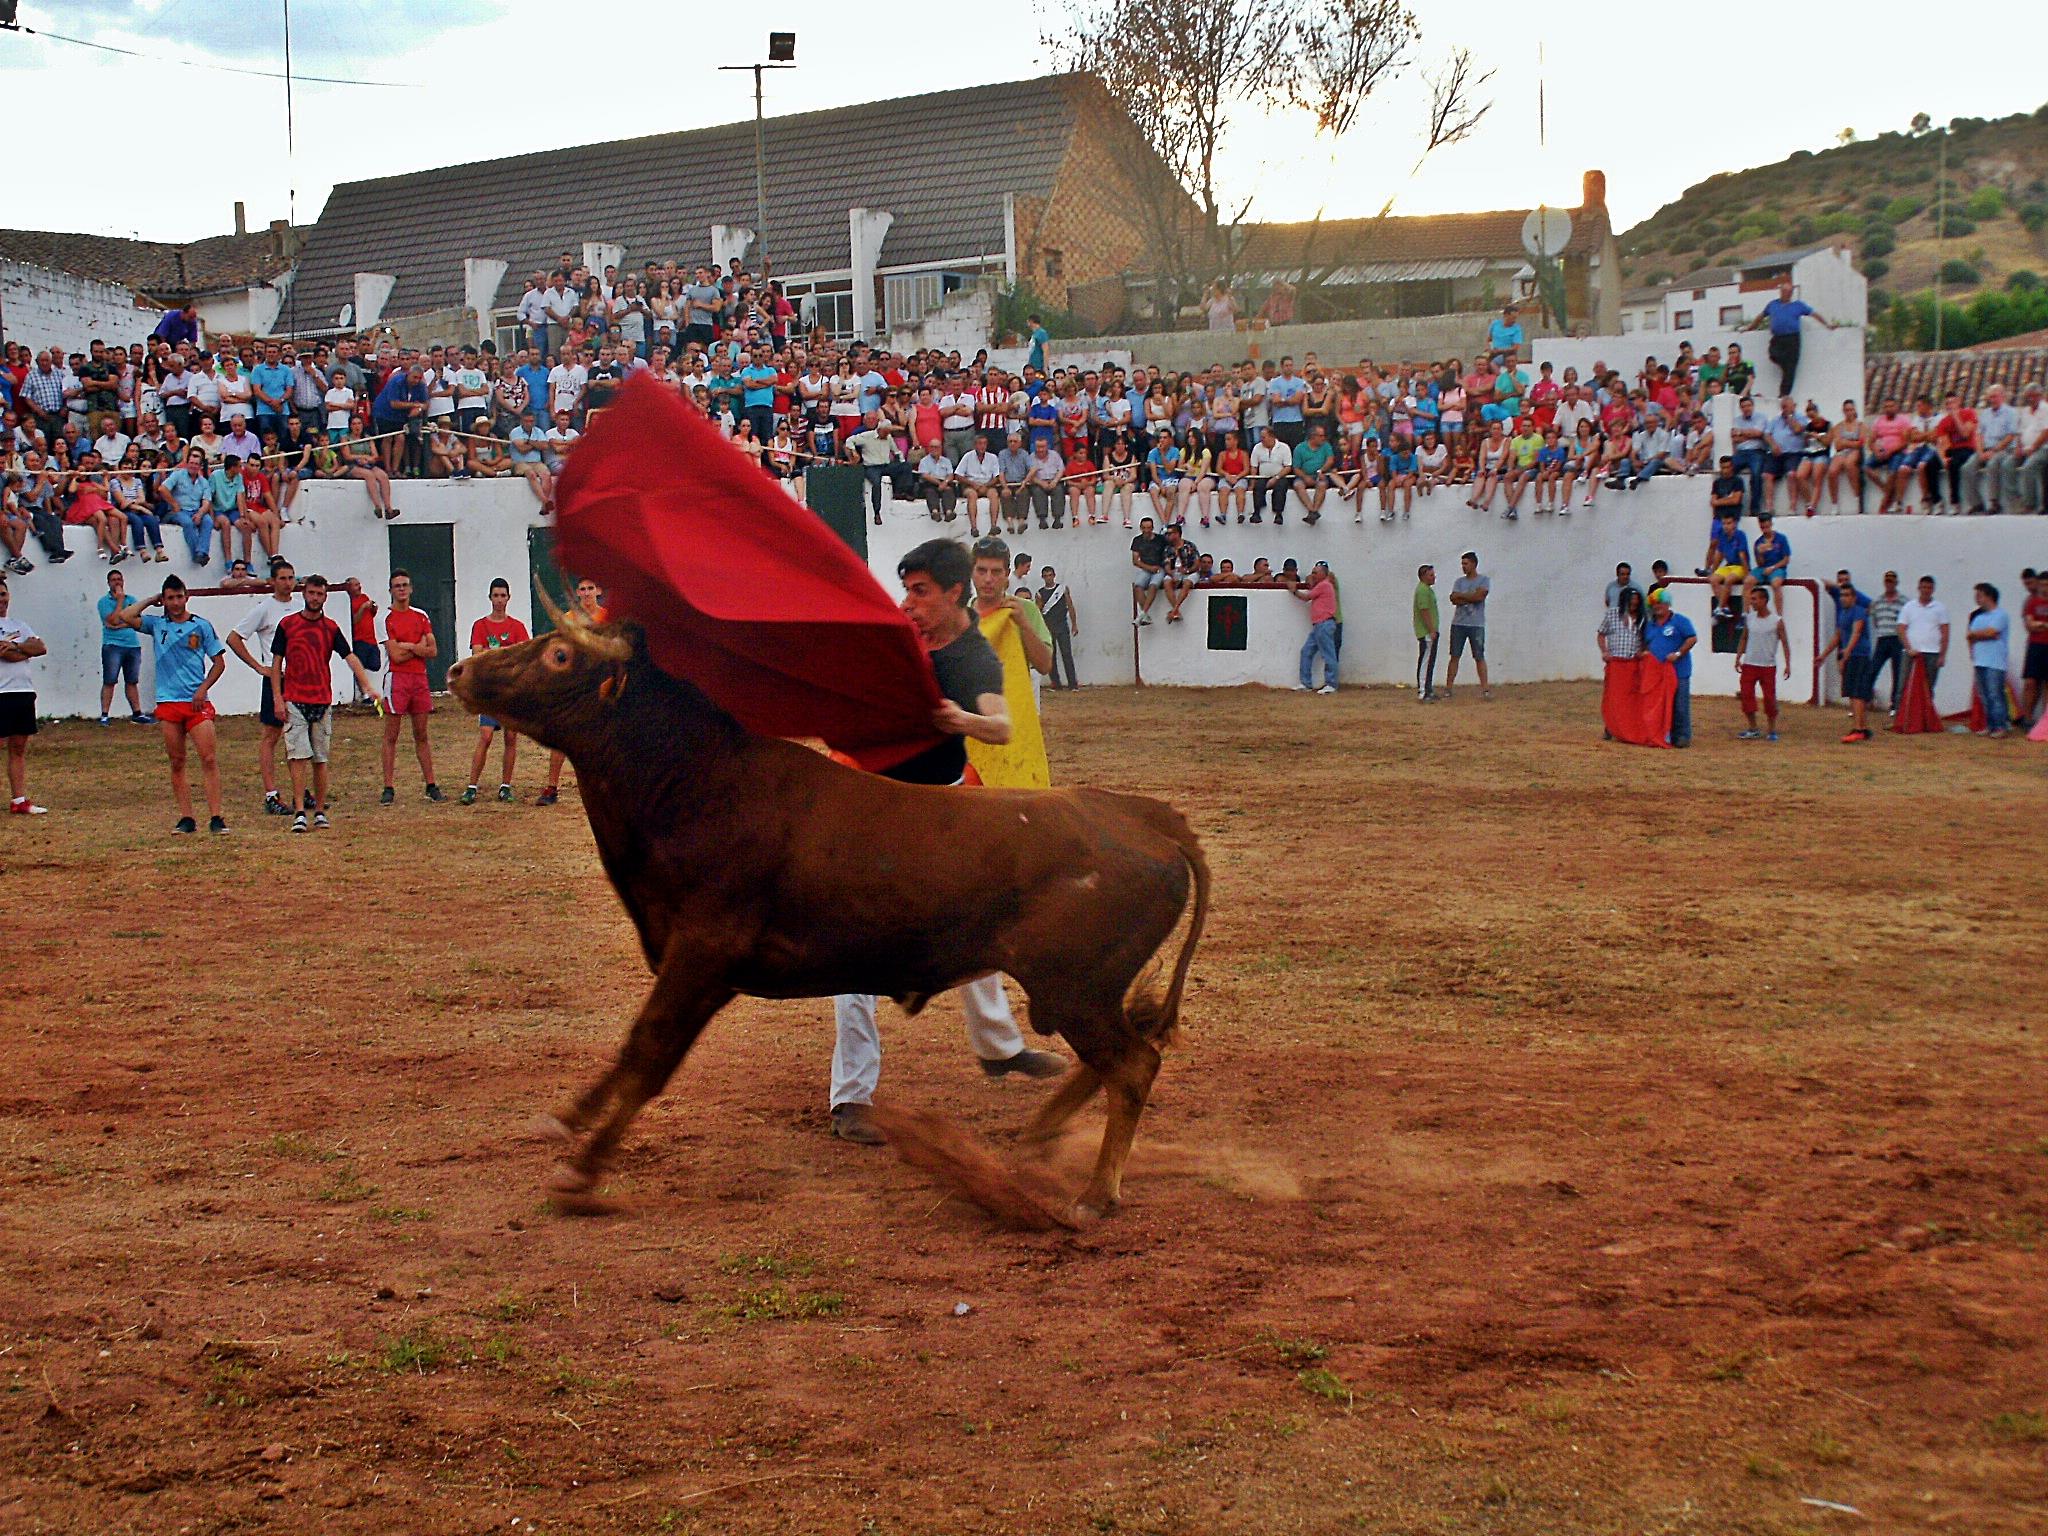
[446, 587, 638, 754]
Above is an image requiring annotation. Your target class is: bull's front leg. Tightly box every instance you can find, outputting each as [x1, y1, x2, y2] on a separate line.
[546, 937, 735, 1210]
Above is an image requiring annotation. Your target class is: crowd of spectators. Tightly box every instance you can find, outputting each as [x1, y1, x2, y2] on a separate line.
[7, 255, 2045, 590]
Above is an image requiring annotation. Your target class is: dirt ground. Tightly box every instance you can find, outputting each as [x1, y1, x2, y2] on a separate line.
[2, 683, 2044, 1536]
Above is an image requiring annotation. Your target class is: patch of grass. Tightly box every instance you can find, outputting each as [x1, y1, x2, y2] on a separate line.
[724, 1285, 846, 1323]
[1268, 1336, 1329, 1367]
[479, 1334, 517, 1365]
[1477, 1473, 1515, 1506]
[111, 928, 166, 940]
[1987, 1409, 2048, 1442]
[203, 1351, 256, 1409]
[316, 1167, 376, 1203]
[1807, 1428, 1852, 1465]
[1977, 1211, 2044, 1250]
[1745, 1452, 1788, 1480]
[476, 1291, 539, 1323]
[268, 1132, 340, 1163]
[717, 1252, 818, 1280]
[369, 1204, 430, 1223]
[379, 1327, 445, 1374]
[1299, 1366, 1353, 1406]
[1707, 1347, 1761, 1381]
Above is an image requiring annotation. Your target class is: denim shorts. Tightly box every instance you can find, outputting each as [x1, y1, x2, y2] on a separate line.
[1450, 626, 1485, 660]
[101, 644, 140, 687]
[1132, 569, 1165, 591]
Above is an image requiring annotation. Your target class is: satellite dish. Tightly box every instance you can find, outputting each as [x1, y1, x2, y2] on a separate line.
[338, 302, 354, 327]
[1521, 208, 1572, 260]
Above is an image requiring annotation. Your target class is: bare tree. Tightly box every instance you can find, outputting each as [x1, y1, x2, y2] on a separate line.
[1044, 0, 1481, 315]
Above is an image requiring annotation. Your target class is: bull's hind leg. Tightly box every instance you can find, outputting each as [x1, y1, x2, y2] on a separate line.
[549, 948, 734, 1204]
[1073, 1039, 1162, 1221]
[1019, 1064, 1102, 1145]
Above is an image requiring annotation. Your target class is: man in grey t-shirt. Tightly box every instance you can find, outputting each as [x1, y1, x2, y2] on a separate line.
[1446, 549, 1491, 699]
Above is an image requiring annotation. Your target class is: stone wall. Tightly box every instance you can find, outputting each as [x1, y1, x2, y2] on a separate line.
[1, 261, 152, 352]
[1036, 313, 1555, 375]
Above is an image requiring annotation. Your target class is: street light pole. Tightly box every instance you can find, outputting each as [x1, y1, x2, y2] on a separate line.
[721, 33, 795, 279]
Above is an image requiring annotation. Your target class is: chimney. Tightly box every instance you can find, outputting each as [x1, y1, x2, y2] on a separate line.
[268, 218, 292, 259]
[1581, 169, 1606, 212]
[234, 200, 247, 237]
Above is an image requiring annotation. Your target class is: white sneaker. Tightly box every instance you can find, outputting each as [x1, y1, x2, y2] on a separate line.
[1317, 685, 1338, 695]
[1293, 684, 1312, 691]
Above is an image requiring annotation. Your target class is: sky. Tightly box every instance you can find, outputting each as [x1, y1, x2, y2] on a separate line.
[7, 0, 2046, 246]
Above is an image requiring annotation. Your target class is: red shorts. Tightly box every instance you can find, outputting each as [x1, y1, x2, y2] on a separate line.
[1739, 663, 1778, 717]
[386, 670, 433, 716]
[155, 699, 218, 729]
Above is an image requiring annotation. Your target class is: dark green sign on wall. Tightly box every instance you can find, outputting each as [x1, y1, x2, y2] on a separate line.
[1206, 594, 1248, 651]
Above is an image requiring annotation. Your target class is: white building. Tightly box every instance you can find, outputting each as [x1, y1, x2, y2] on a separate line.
[1620, 244, 1865, 337]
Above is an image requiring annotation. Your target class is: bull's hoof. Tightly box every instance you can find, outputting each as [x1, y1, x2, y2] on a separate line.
[546, 1160, 595, 1194]
[549, 1189, 617, 1217]
[1068, 1196, 1120, 1224]
[528, 1113, 575, 1145]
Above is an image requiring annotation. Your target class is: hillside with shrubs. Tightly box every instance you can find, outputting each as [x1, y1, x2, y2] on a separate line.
[1620, 107, 2048, 350]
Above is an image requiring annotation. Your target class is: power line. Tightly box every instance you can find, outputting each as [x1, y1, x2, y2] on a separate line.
[0, 21, 415, 86]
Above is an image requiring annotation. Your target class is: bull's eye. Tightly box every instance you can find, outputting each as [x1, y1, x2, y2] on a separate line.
[546, 645, 572, 670]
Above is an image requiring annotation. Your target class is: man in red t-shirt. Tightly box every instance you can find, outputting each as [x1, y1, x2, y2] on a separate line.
[463, 576, 532, 804]
[343, 577, 379, 704]
[269, 573, 382, 831]
[377, 569, 442, 803]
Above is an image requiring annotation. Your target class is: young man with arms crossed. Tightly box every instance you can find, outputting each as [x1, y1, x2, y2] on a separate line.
[828, 539, 1064, 1145]
[226, 557, 303, 817]
[464, 577, 530, 803]
[269, 574, 383, 832]
[377, 569, 444, 804]
[1444, 551, 1491, 700]
[111, 575, 230, 833]
[0, 575, 49, 816]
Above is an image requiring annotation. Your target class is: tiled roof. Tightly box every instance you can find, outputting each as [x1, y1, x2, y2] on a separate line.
[0, 226, 297, 298]
[1235, 202, 1611, 276]
[291, 75, 1093, 328]
[1864, 348, 2048, 411]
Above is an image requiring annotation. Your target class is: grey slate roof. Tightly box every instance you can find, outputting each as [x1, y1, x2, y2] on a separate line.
[292, 75, 1090, 328]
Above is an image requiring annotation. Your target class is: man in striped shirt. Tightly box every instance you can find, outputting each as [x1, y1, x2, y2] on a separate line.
[1867, 570, 1907, 713]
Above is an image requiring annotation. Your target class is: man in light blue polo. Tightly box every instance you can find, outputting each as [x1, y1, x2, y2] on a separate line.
[159, 447, 216, 563]
[1644, 587, 1698, 748]
[1487, 303, 1526, 363]
[1267, 356, 1308, 448]
[1748, 276, 1832, 399]
[1761, 396, 1807, 516]
[1960, 384, 2020, 514]
[1729, 394, 1769, 513]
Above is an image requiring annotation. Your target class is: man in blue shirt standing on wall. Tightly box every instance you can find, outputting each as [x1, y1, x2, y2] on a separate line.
[1748, 276, 1834, 401]
[1487, 303, 1526, 364]
[1645, 587, 1698, 748]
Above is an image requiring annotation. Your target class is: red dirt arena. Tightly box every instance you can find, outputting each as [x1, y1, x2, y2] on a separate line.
[2, 683, 2043, 1535]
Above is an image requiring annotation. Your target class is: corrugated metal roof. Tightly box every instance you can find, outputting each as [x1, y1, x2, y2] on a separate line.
[292, 76, 1091, 327]
[1320, 257, 1489, 284]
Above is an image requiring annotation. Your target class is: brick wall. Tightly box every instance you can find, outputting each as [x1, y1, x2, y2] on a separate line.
[1, 261, 153, 352]
[1024, 85, 1191, 300]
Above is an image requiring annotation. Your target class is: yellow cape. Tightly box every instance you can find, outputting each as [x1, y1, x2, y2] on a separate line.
[965, 608, 1050, 789]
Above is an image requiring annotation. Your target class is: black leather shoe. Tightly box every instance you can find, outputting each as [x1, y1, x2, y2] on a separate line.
[980, 1049, 1066, 1080]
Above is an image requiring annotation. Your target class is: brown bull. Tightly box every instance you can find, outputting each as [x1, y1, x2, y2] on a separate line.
[445, 611, 1208, 1220]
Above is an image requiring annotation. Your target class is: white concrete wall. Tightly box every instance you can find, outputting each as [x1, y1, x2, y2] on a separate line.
[11, 472, 2034, 725]
[8, 479, 549, 722]
[856, 479, 2038, 717]
[1, 262, 151, 353]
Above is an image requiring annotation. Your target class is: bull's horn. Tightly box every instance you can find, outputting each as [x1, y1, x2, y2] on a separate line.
[573, 624, 632, 663]
[536, 582, 570, 630]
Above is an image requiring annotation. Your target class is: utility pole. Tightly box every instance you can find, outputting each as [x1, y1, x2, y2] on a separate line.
[1934, 128, 1947, 351]
[720, 33, 795, 279]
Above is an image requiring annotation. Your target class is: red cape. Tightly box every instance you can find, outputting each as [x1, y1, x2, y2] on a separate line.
[1601, 654, 1676, 747]
[552, 376, 943, 771]
[1891, 657, 1942, 734]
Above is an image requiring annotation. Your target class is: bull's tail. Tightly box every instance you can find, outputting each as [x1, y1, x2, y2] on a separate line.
[1128, 831, 1210, 1049]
